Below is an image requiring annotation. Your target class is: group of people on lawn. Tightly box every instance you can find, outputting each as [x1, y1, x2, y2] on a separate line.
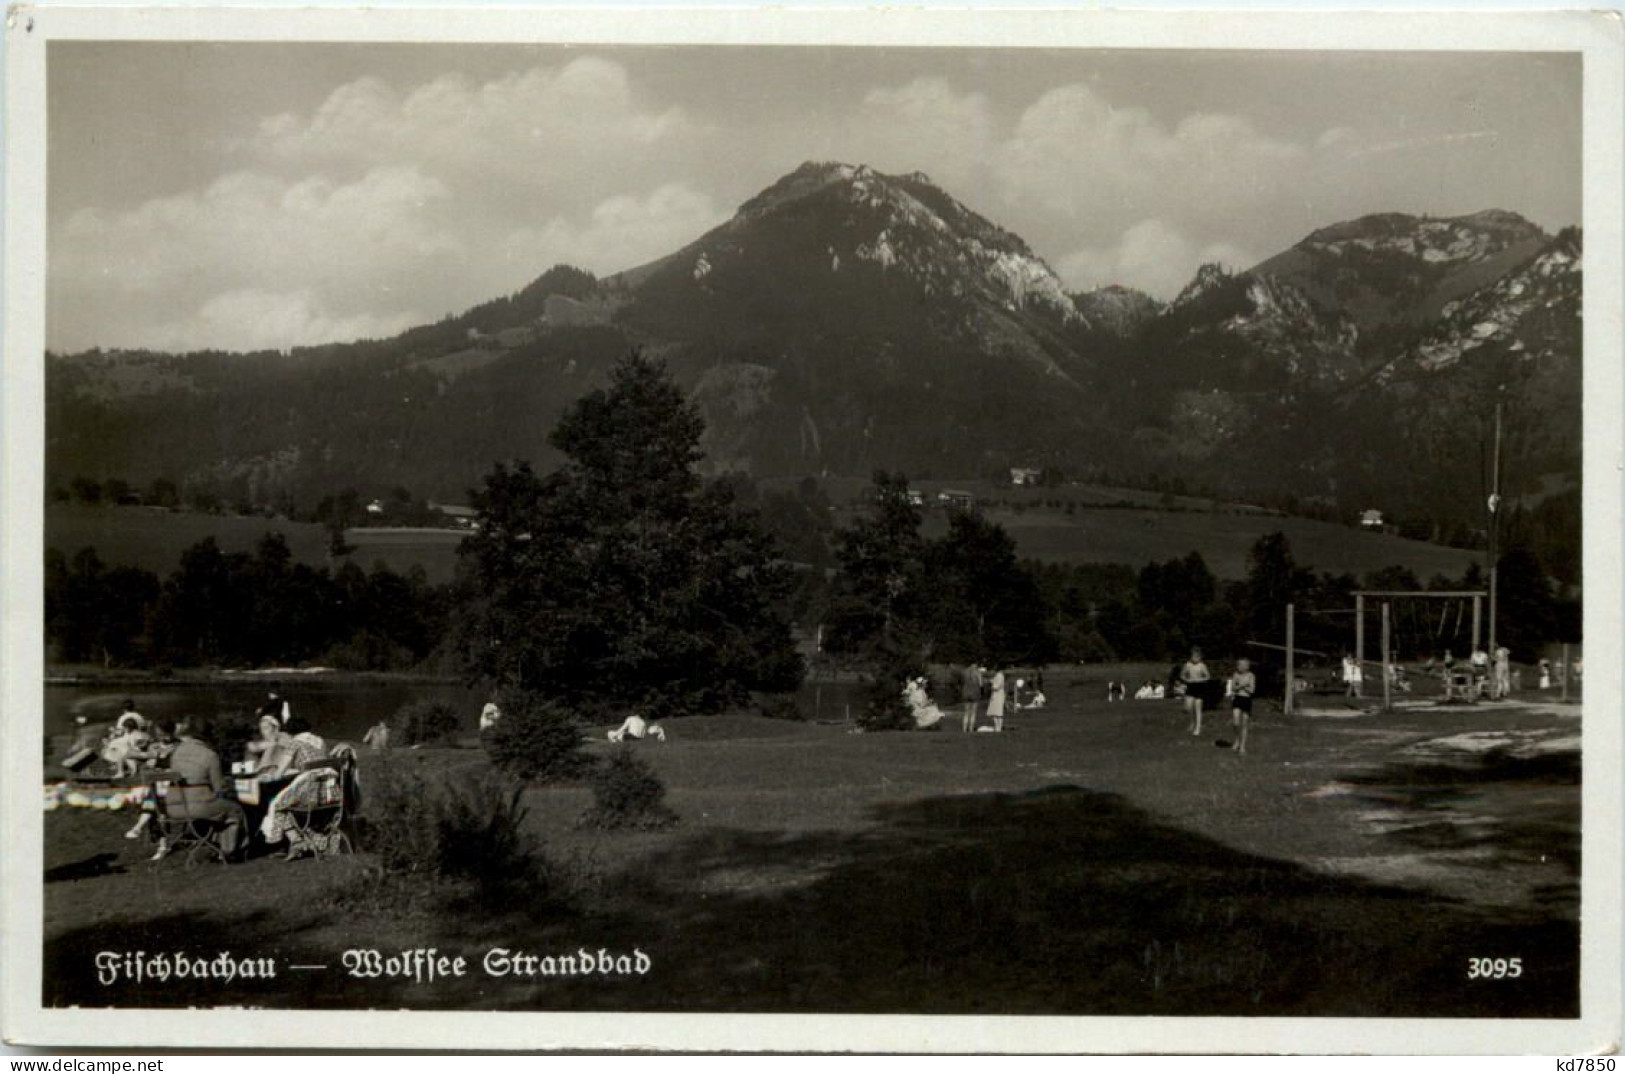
[935, 663, 1045, 733]
[93, 694, 341, 862]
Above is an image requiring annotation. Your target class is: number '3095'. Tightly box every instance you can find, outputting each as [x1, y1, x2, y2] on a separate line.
[1468, 957, 1522, 979]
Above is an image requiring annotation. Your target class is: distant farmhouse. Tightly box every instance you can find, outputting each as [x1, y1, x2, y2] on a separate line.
[1360, 508, 1385, 530]
[1010, 467, 1043, 487]
[430, 502, 480, 530]
[937, 489, 975, 511]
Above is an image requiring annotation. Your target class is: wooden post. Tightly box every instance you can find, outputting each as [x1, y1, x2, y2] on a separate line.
[1471, 595, 1482, 657]
[1561, 643, 1570, 703]
[1381, 602, 1392, 713]
[1285, 603, 1296, 716]
[1354, 594, 1365, 698]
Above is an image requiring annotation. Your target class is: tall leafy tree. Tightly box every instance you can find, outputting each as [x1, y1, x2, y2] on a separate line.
[1493, 546, 1558, 661]
[1240, 532, 1314, 645]
[455, 351, 801, 716]
[923, 510, 1054, 665]
[821, 471, 927, 658]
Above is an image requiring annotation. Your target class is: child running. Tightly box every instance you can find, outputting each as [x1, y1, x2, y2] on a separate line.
[1228, 659, 1256, 755]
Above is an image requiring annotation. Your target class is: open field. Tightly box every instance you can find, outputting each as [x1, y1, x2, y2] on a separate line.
[43, 669, 1579, 1016]
[964, 507, 1479, 579]
[49, 494, 1479, 586]
[46, 505, 466, 585]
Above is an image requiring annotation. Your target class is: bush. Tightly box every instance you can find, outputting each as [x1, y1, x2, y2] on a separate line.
[755, 692, 805, 721]
[351, 761, 565, 912]
[189, 709, 259, 762]
[582, 748, 676, 830]
[389, 699, 462, 747]
[855, 647, 925, 732]
[482, 689, 588, 783]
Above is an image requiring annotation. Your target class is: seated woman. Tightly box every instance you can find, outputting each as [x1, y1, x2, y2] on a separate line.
[248, 715, 326, 779]
[903, 677, 945, 730]
[122, 719, 180, 842]
[260, 763, 346, 860]
[284, 715, 326, 755]
[101, 724, 155, 779]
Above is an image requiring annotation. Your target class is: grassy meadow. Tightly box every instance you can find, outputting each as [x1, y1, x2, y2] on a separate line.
[43, 667, 1579, 1017]
[49, 489, 1480, 587]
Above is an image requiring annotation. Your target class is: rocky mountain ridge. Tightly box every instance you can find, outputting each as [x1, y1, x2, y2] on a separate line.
[46, 164, 1580, 533]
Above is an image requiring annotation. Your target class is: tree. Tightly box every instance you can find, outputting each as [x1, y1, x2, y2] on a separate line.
[1240, 532, 1313, 645]
[455, 351, 802, 717]
[44, 547, 159, 667]
[145, 477, 180, 509]
[69, 476, 102, 505]
[1494, 546, 1557, 662]
[821, 471, 927, 659]
[922, 510, 1054, 665]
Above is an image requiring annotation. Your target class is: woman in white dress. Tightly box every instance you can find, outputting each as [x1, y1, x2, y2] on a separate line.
[985, 668, 1007, 732]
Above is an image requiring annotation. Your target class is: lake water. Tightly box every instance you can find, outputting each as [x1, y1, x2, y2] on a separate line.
[44, 676, 870, 745]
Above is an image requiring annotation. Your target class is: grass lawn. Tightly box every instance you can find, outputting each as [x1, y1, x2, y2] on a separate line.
[42, 667, 1579, 1017]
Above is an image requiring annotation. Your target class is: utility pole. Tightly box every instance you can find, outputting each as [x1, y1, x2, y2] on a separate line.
[1487, 400, 1502, 698]
[1285, 603, 1296, 716]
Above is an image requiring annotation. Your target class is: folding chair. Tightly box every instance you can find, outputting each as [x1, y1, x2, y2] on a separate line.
[280, 760, 355, 859]
[153, 778, 234, 866]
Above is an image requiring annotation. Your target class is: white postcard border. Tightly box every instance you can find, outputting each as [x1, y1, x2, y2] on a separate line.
[4, 5, 1621, 1054]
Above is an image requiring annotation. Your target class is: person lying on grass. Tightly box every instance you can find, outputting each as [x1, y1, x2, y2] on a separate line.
[609, 713, 666, 743]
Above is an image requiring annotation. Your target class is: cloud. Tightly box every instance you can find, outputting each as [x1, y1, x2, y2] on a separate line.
[845, 78, 994, 192]
[995, 83, 1306, 225]
[1058, 218, 1258, 299]
[498, 184, 727, 278]
[50, 56, 730, 352]
[51, 165, 462, 351]
[144, 289, 423, 353]
[252, 57, 705, 217]
[1334, 128, 1500, 160]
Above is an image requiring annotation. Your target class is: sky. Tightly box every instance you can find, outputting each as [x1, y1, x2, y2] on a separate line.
[46, 44, 1581, 354]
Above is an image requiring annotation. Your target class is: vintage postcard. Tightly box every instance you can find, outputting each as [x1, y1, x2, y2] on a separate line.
[3, 5, 1621, 1054]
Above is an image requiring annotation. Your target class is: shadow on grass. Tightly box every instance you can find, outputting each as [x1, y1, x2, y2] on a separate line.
[44, 852, 127, 885]
[1338, 747, 1582, 881]
[45, 786, 1577, 1017]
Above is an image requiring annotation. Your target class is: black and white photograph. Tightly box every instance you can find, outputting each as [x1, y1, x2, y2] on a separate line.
[3, 6, 1621, 1054]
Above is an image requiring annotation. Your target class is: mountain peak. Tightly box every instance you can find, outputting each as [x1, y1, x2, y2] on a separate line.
[691, 161, 1080, 325]
[1297, 209, 1546, 266]
[1071, 285, 1163, 336]
[1172, 262, 1235, 308]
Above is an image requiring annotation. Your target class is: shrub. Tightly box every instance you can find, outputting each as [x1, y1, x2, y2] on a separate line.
[482, 689, 588, 783]
[856, 648, 925, 732]
[351, 760, 565, 912]
[582, 748, 676, 830]
[389, 699, 462, 747]
[189, 709, 259, 761]
[755, 692, 805, 721]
